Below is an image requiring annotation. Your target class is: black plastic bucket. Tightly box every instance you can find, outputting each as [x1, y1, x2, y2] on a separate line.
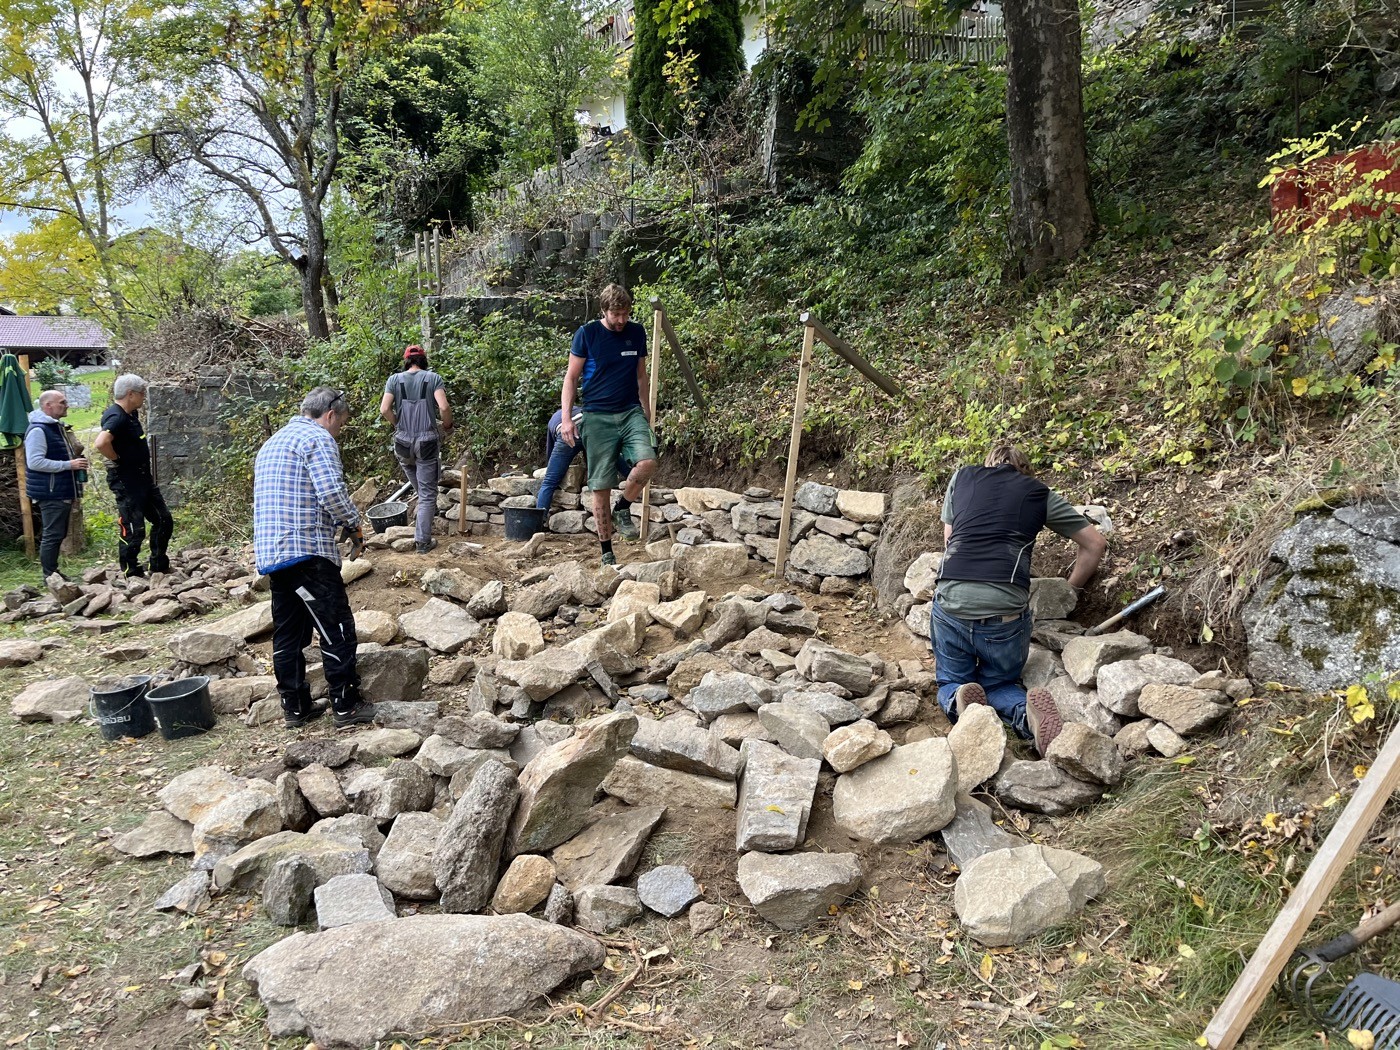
[90, 675, 155, 741]
[145, 676, 217, 740]
[367, 500, 409, 533]
[504, 506, 548, 541]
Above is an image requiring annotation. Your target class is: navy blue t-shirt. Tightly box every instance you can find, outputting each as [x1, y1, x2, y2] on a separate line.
[571, 319, 647, 413]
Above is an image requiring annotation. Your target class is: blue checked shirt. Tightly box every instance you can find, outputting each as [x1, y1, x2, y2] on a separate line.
[253, 416, 361, 574]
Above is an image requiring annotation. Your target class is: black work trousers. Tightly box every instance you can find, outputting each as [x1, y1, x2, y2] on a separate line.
[110, 475, 173, 574]
[268, 556, 361, 717]
[36, 499, 72, 580]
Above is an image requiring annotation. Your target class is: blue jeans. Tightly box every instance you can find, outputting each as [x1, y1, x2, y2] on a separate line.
[535, 437, 630, 511]
[931, 601, 1033, 739]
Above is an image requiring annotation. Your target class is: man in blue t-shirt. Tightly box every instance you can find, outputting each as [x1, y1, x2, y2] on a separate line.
[559, 283, 657, 565]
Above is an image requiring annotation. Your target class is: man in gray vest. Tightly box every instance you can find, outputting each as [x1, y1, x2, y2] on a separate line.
[932, 444, 1107, 755]
[23, 389, 88, 582]
[380, 345, 453, 553]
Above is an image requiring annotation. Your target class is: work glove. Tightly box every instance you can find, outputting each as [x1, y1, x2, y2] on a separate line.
[341, 525, 365, 561]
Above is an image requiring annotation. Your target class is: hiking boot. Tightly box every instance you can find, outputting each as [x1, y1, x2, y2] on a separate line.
[416, 538, 438, 554]
[1026, 688, 1064, 756]
[284, 703, 327, 730]
[123, 563, 146, 578]
[954, 682, 989, 718]
[333, 701, 377, 729]
[611, 504, 640, 541]
[600, 551, 617, 567]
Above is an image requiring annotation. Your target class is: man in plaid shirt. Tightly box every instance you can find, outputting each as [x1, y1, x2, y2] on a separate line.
[254, 387, 374, 730]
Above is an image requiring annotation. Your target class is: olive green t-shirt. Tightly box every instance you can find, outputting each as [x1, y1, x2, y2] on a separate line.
[934, 469, 1093, 618]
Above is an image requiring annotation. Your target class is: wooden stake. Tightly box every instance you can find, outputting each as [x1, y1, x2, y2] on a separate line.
[1204, 719, 1400, 1048]
[16, 353, 34, 558]
[457, 467, 468, 536]
[774, 322, 816, 578]
[639, 301, 664, 545]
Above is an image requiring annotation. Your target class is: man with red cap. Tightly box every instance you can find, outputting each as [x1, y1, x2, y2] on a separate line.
[380, 345, 453, 553]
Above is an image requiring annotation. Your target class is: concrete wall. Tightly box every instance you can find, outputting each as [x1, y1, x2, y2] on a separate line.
[145, 369, 282, 507]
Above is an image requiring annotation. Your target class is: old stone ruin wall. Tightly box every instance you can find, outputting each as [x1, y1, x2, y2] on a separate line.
[144, 370, 283, 507]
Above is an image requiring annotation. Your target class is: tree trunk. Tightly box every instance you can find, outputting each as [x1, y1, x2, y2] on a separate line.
[1004, 0, 1095, 276]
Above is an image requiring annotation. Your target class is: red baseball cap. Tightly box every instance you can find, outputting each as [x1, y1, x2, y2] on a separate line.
[404, 344, 424, 359]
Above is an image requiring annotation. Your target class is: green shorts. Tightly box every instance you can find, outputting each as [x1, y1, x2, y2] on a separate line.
[581, 406, 656, 491]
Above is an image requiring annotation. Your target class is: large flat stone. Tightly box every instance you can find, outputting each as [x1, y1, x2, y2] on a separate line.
[213, 832, 372, 893]
[435, 760, 520, 914]
[552, 803, 665, 891]
[735, 740, 819, 852]
[243, 914, 604, 1046]
[630, 717, 741, 779]
[602, 756, 737, 809]
[954, 844, 1105, 946]
[832, 738, 957, 844]
[737, 851, 862, 930]
[398, 598, 483, 653]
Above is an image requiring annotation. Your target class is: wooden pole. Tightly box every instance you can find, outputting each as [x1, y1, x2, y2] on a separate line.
[639, 301, 664, 544]
[433, 227, 442, 293]
[16, 353, 34, 558]
[657, 310, 706, 412]
[1204, 719, 1400, 1048]
[457, 468, 468, 536]
[774, 322, 816, 579]
[801, 311, 906, 400]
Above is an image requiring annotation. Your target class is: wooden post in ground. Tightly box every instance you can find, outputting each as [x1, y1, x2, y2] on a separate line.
[15, 353, 34, 558]
[774, 321, 816, 579]
[457, 467, 468, 536]
[639, 300, 664, 545]
[1204, 718, 1400, 1048]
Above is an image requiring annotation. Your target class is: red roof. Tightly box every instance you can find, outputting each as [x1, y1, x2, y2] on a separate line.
[0, 316, 110, 351]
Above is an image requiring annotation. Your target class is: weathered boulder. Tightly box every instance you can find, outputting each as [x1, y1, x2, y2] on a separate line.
[437, 712, 520, 750]
[947, 704, 1006, 794]
[790, 533, 871, 578]
[993, 760, 1104, 816]
[609, 580, 660, 623]
[435, 760, 520, 914]
[314, 873, 396, 929]
[954, 844, 1105, 946]
[1297, 281, 1400, 380]
[376, 812, 442, 900]
[832, 739, 957, 844]
[737, 851, 862, 930]
[1047, 675, 1121, 738]
[398, 598, 483, 653]
[508, 711, 637, 855]
[491, 855, 556, 914]
[1136, 683, 1231, 735]
[354, 609, 399, 645]
[735, 740, 819, 852]
[371, 700, 441, 736]
[637, 865, 701, 917]
[836, 489, 886, 523]
[575, 885, 642, 934]
[213, 832, 372, 893]
[1147, 722, 1188, 757]
[308, 814, 385, 860]
[466, 579, 508, 619]
[757, 702, 830, 762]
[243, 914, 604, 1046]
[682, 670, 769, 721]
[191, 786, 284, 860]
[168, 628, 239, 665]
[263, 857, 318, 926]
[795, 640, 873, 695]
[493, 611, 546, 660]
[422, 567, 485, 602]
[159, 766, 247, 824]
[11, 677, 88, 722]
[356, 644, 430, 703]
[346, 727, 422, 758]
[497, 649, 589, 701]
[1028, 578, 1078, 620]
[630, 717, 741, 779]
[651, 591, 708, 635]
[112, 810, 195, 857]
[940, 795, 1022, 870]
[0, 638, 43, 667]
[511, 578, 571, 620]
[1096, 653, 1199, 717]
[675, 542, 750, 583]
[354, 759, 435, 822]
[1046, 723, 1124, 786]
[1061, 631, 1152, 687]
[821, 719, 893, 773]
[1242, 501, 1400, 691]
[553, 803, 664, 891]
[602, 756, 737, 809]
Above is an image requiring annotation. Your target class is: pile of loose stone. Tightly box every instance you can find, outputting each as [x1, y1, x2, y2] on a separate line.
[378, 467, 889, 595]
[92, 533, 1250, 1047]
[0, 546, 260, 633]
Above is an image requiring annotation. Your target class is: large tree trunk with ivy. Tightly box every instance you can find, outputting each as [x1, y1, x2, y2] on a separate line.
[1004, 0, 1095, 276]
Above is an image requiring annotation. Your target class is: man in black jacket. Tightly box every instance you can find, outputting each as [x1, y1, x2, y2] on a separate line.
[94, 374, 173, 576]
[932, 444, 1107, 755]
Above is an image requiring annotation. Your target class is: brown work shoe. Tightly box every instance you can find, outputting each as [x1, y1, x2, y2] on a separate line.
[1026, 688, 1063, 756]
[954, 683, 989, 718]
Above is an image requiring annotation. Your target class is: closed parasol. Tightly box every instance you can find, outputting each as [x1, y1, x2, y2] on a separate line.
[0, 353, 33, 449]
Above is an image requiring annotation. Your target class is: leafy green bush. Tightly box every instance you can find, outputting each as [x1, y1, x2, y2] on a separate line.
[32, 358, 73, 390]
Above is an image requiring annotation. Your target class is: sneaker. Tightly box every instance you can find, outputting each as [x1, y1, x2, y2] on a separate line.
[416, 539, 438, 554]
[600, 551, 617, 567]
[954, 682, 988, 718]
[1026, 688, 1064, 756]
[333, 701, 377, 729]
[611, 504, 640, 541]
[285, 703, 328, 729]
